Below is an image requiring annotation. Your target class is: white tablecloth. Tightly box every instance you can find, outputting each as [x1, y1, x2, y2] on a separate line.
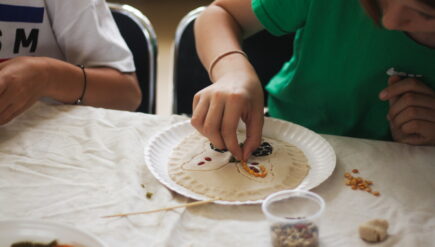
[0, 102, 434, 247]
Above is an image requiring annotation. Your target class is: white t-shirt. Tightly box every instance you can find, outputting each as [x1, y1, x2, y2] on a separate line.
[0, 0, 135, 72]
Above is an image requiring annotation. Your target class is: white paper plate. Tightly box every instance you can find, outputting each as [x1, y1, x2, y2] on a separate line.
[0, 220, 107, 247]
[144, 117, 336, 205]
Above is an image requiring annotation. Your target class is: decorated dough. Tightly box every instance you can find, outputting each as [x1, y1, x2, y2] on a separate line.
[359, 219, 389, 243]
[168, 131, 310, 201]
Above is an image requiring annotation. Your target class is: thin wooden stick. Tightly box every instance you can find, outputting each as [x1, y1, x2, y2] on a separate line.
[102, 199, 216, 218]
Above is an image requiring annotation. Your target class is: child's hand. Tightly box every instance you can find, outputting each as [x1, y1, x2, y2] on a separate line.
[379, 75, 435, 145]
[191, 74, 265, 161]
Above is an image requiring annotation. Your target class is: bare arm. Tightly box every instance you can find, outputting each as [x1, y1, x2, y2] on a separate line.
[0, 56, 141, 125]
[44, 57, 141, 110]
[192, 0, 265, 161]
[194, 0, 264, 80]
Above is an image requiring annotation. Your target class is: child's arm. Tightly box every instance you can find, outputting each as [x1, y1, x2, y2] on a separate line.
[192, 0, 266, 161]
[0, 56, 141, 125]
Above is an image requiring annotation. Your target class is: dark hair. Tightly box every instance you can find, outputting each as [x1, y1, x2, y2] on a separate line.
[360, 0, 435, 24]
[419, 0, 435, 8]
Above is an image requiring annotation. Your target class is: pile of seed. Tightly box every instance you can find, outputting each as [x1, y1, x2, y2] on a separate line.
[344, 169, 380, 196]
[270, 222, 319, 247]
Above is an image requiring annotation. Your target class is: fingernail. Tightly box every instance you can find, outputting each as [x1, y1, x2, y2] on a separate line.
[242, 155, 248, 162]
[235, 154, 242, 162]
[379, 91, 387, 100]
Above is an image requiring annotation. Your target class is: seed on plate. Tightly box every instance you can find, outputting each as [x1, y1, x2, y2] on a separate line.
[250, 166, 260, 173]
[252, 142, 273, 157]
[209, 143, 228, 153]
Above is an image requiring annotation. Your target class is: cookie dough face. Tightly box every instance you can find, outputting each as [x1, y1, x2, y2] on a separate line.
[180, 140, 232, 171]
[168, 131, 310, 201]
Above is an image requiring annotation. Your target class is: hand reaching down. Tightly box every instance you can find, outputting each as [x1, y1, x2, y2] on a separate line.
[191, 74, 265, 161]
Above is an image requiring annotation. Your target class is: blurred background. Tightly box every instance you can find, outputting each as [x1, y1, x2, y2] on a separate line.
[112, 0, 212, 115]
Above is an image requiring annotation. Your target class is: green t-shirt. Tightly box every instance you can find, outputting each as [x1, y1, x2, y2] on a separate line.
[252, 0, 435, 140]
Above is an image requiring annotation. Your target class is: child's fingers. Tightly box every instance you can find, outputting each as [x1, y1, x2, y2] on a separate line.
[242, 112, 264, 161]
[380, 77, 434, 101]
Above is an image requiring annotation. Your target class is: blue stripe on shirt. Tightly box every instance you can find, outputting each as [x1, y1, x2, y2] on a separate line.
[0, 4, 44, 23]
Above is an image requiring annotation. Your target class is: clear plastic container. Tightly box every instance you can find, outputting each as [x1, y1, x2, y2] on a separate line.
[262, 190, 325, 247]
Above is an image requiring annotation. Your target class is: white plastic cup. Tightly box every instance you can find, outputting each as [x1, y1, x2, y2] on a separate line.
[262, 190, 325, 247]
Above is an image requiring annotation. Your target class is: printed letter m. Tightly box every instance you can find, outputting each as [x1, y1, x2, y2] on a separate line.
[14, 28, 39, 53]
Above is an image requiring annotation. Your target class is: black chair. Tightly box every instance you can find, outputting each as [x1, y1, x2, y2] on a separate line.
[109, 3, 157, 114]
[172, 6, 294, 115]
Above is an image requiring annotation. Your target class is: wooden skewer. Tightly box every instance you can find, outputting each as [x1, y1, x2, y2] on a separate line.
[102, 199, 216, 218]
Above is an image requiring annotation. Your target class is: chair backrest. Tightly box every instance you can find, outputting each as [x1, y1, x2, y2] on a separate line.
[109, 3, 158, 114]
[172, 6, 294, 115]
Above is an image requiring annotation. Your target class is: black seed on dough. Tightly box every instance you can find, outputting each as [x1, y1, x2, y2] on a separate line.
[210, 143, 228, 153]
[250, 166, 260, 173]
[252, 142, 273, 156]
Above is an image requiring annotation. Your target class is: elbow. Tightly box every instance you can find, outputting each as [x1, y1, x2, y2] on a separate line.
[129, 87, 142, 112]
[116, 72, 142, 112]
[194, 3, 224, 32]
[127, 73, 143, 111]
[195, 2, 244, 38]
